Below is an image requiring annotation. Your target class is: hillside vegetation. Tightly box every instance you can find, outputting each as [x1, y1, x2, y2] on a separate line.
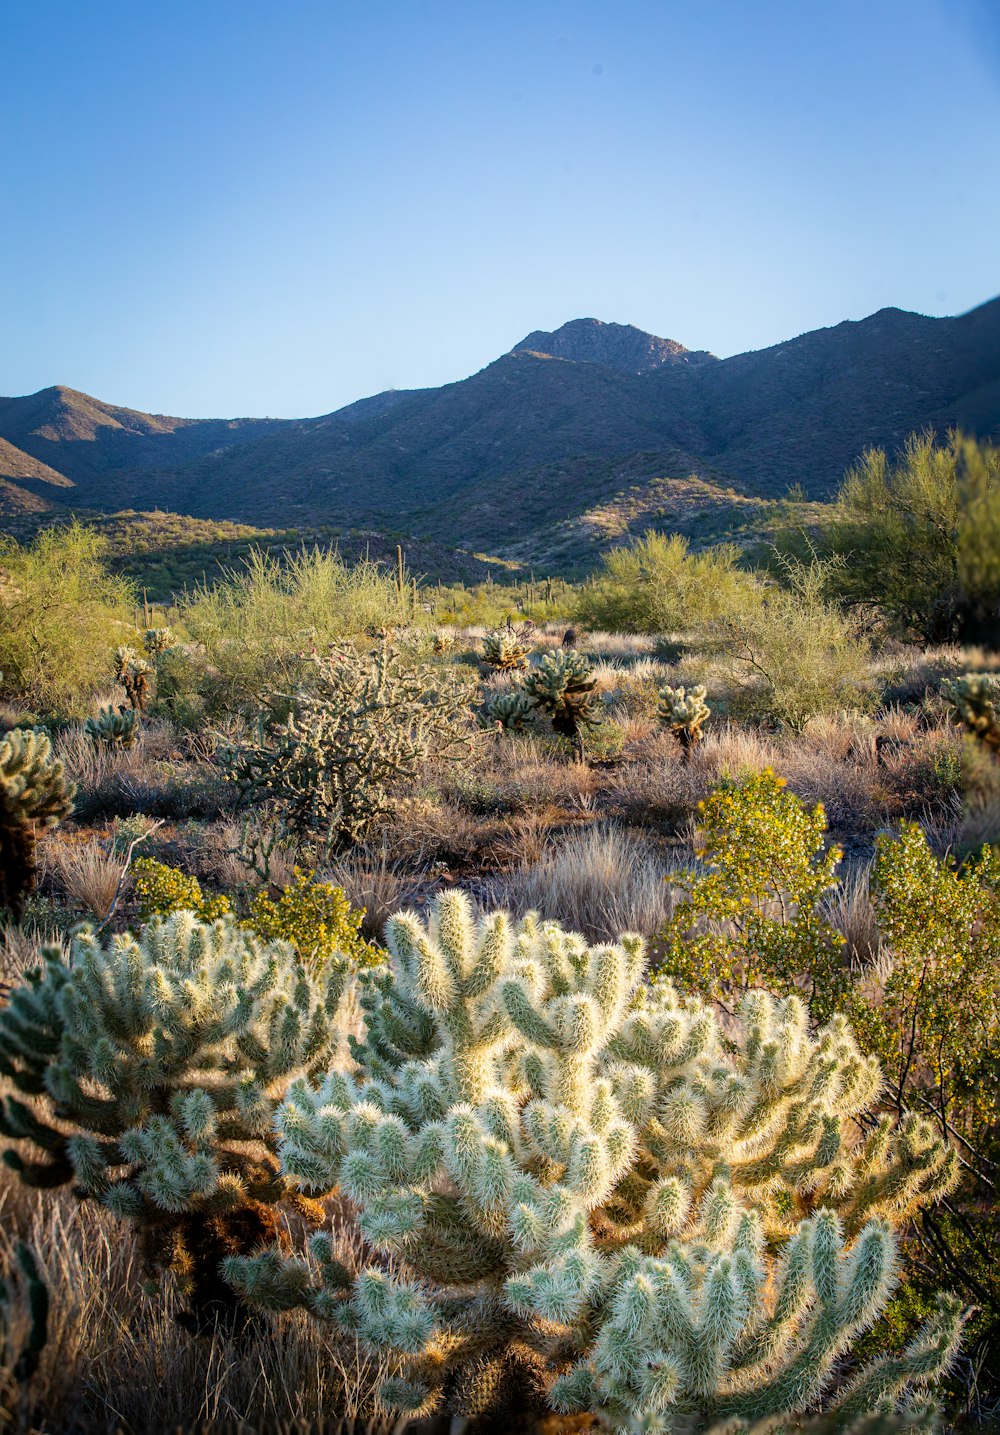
[0, 429, 997, 1433]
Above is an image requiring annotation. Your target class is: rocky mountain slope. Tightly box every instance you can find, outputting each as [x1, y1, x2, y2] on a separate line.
[2, 300, 997, 563]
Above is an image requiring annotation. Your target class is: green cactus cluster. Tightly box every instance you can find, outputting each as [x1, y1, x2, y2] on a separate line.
[0, 1241, 48, 1394]
[113, 645, 152, 712]
[482, 620, 533, 672]
[142, 626, 174, 656]
[482, 688, 536, 732]
[941, 672, 1000, 753]
[222, 637, 474, 855]
[0, 727, 76, 921]
[521, 648, 602, 754]
[226, 892, 961, 1426]
[0, 912, 349, 1331]
[84, 704, 141, 749]
[658, 683, 711, 756]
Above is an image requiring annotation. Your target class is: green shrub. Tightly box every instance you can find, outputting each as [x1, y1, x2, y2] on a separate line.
[246, 867, 378, 969]
[228, 893, 960, 1426]
[821, 431, 1000, 643]
[179, 546, 407, 714]
[221, 638, 474, 856]
[716, 560, 872, 728]
[0, 523, 134, 714]
[656, 769, 848, 1019]
[574, 530, 755, 635]
[0, 912, 350, 1330]
[132, 856, 232, 924]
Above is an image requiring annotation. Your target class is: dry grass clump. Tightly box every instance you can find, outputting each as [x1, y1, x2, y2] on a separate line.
[44, 838, 126, 922]
[501, 822, 671, 941]
[325, 841, 432, 940]
[0, 1175, 397, 1435]
[822, 862, 881, 967]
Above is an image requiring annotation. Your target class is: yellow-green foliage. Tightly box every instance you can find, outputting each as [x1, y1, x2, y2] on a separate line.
[657, 769, 847, 1018]
[179, 546, 408, 713]
[132, 857, 232, 924]
[132, 858, 374, 969]
[247, 867, 378, 969]
[850, 822, 1000, 1134]
[0, 523, 134, 714]
[825, 431, 1000, 643]
[574, 530, 754, 635]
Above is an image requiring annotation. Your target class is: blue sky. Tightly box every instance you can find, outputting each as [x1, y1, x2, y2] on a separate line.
[1, 0, 998, 418]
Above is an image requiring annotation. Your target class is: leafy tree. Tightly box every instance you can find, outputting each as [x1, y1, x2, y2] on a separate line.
[821, 431, 1000, 643]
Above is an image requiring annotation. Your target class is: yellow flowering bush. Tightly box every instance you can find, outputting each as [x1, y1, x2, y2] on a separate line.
[655, 769, 847, 1018]
[246, 867, 378, 969]
[133, 858, 375, 970]
[133, 857, 232, 924]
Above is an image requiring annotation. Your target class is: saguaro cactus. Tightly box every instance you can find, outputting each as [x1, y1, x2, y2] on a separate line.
[227, 894, 960, 1423]
[0, 912, 349, 1330]
[0, 728, 76, 921]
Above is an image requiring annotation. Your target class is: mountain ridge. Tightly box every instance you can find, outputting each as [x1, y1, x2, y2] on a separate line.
[1, 295, 997, 564]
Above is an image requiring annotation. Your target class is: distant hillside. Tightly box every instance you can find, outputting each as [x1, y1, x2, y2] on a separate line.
[1, 297, 997, 570]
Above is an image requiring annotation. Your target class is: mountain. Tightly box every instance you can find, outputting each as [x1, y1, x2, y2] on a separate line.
[511, 318, 717, 373]
[2, 296, 998, 568]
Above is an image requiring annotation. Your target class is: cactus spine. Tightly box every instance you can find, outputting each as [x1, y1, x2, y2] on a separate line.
[0, 912, 350, 1331]
[0, 728, 76, 921]
[227, 894, 960, 1423]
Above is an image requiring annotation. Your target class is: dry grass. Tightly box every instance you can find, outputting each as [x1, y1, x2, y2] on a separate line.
[501, 823, 672, 941]
[44, 838, 126, 921]
[0, 1174, 398, 1435]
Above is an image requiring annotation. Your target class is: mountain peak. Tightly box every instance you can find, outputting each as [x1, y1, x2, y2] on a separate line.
[510, 318, 716, 374]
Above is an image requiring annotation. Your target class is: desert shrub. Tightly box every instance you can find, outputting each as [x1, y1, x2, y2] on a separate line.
[0, 913, 350, 1330]
[821, 431, 1000, 643]
[228, 893, 960, 1426]
[0, 524, 134, 714]
[246, 867, 379, 970]
[716, 560, 872, 728]
[180, 546, 407, 713]
[574, 530, 755, 635]
[133, 856, 233, 924]
[656, 769, 848, 1019]
[222, 638, 475, 856]
[0, 728, 76, 922]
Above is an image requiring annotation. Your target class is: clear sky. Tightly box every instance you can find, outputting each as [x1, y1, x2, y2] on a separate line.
[1, 0, 998, 418]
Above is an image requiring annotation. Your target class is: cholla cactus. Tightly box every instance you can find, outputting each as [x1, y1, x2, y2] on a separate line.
[522, 648, 601, 755]
[0, 728, 76, 921]
[113, 645, 152, 712]
[482, 621, 532, 672]
[227, 894, 960, 1422]
[222, 638, 474, 856]
[657, 683, 710, 757]
[941, 673, 1000, 753]
[143, 626, 173, 656]
[84, 704, 140, 749]
[0, 912, 349, 1330]
[0, 1241, 48, 1394]
[482, 689, 536, 732]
